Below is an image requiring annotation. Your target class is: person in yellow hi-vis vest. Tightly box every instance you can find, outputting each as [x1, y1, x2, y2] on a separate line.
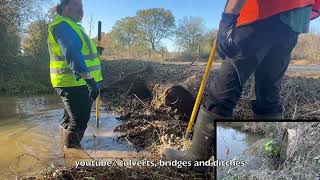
[48, 0, 103, 148]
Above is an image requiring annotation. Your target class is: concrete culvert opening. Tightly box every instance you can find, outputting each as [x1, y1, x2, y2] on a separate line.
[164, 85, 196, 122]
[100, 65, 154, 97]
[127, 78, 153, 101]
[279, 129, 298, 162]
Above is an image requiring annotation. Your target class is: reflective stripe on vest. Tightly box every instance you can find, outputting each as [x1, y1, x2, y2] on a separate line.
[50, 65, 101, 74]
[237, 0, 315, 27]
[50, 53, 99, 62]
[48, 15, 103, 87]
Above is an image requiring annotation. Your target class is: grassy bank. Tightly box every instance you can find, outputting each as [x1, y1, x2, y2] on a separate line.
[0, 56, 53, 95]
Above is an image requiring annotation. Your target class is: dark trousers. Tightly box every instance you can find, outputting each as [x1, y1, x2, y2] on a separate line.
[206, 15, 299, 117]
[55, 86, 93, 132]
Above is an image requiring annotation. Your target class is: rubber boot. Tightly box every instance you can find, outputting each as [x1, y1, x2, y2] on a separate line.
[164, 105, 221, 163]
[64, 130, 83, 148]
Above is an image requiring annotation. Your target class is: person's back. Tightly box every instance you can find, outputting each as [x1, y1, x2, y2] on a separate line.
[237, 0, 314, 27]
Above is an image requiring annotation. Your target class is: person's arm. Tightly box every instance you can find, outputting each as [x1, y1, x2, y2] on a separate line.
[52, 22, 99, 100]
[52, 22, 92, 80]
[216, 0, 246, 59]
[224, 0, 247, 14]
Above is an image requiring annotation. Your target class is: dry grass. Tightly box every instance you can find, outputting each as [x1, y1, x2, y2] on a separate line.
[292, 33, 320, 62]
[24, 60, 320, 179]
[101, 60, 320, 179]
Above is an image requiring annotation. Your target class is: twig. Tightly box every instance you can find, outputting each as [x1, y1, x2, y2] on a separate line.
[125, 78, 137, 95]
[133, 94, 147, 107]
[100, 65, 153, 93]
[307, 136, 320, 158]
[300, 108, 320, 116]
[292, 103, 298, 120]
[292, 94, 302, 119]
[124, 136, 134, 147]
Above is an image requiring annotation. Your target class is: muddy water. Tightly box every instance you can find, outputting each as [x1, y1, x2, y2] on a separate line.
[217, 124, 263, 180]
[216, 124, 263, 160]
[0, 95, 135, 178]
[216, 124, 263, 180]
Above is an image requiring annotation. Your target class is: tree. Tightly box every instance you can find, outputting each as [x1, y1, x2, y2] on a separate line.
[1, 0, 31, 28]
[0, 0, 53, 31]
[0, 21, 20, 59]
[292, 32, 320, 60]
[176, 16, 206, 54]
[107, 16, 148, 56]
[198, 30, 218, 58]
[111, 17, 141, 49]
[0, 0, 53, 60]
[88, 14, 94, 37]
[98, 32, 113, 56]
[22, 19, 49, 58]
[136, 8, 175, 51]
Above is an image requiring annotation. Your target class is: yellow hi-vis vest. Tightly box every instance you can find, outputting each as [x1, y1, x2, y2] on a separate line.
[48, 15, 103, 88]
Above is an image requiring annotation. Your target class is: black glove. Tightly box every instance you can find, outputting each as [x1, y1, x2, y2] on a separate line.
[97, 47, 104, 55]
[217, 13, 239, 60]
[85, 78, 99, 101]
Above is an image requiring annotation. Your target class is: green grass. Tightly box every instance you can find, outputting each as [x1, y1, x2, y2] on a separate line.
[0, 56, 53, 95]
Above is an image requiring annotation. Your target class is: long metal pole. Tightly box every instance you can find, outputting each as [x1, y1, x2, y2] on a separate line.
[185, 38, 217, 139]
[96, 21, 102, 128]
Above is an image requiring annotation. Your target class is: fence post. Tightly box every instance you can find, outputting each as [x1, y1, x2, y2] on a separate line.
[161, 48, 164, 60]
[198, 46, 201, 61]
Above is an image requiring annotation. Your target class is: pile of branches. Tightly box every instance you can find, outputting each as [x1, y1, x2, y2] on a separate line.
[101, 60, 320, 149]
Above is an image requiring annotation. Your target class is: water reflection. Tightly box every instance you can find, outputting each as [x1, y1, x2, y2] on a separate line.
[217, 123, 263, 160]
[0, 95, 135, 178]
[0, 94, 62, 120]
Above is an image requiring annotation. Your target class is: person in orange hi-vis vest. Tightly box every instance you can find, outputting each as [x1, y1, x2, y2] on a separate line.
[164, 0, 320, 170]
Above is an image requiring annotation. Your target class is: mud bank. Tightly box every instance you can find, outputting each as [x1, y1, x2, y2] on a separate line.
[101, 60, 320, 179]
[27, 60, 320, 179]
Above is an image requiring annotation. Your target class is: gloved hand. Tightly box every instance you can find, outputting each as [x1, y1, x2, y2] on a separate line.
[97, 47, 104, 55]
[217, 13, 239, 60]
[85, 78, 99, 101]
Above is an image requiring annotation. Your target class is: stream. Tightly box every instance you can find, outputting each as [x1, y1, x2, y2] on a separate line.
[0, 95, 266, 179]
[0, 94, 136, 179]
[216, 123, 264, 179]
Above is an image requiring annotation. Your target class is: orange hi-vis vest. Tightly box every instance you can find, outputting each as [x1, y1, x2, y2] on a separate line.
[237, 0, 315, 27]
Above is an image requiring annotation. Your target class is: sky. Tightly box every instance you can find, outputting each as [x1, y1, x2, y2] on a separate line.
[80, 0, 224, 34]
[51, 0, 320, 51]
